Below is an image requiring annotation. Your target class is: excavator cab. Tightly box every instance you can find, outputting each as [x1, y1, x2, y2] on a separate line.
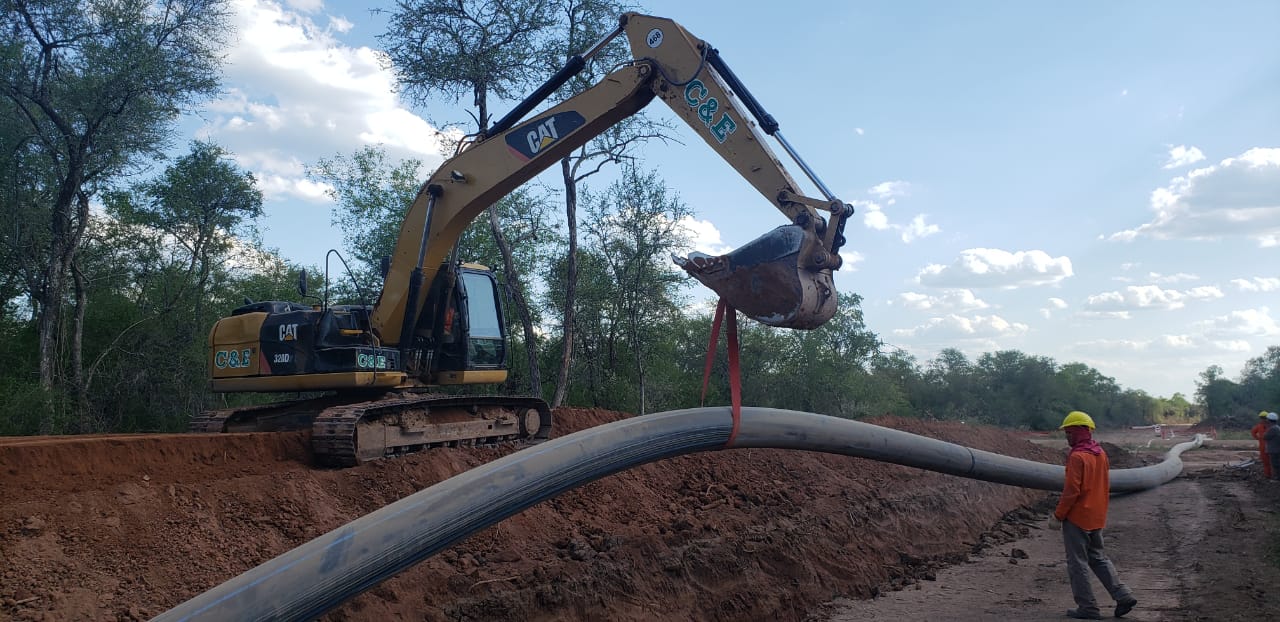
[432, 266, 508, 378]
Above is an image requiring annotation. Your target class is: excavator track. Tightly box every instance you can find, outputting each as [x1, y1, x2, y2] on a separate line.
[190, 393, 552, 468]
[189, 395, 355, 434]
[311, 394, 552, 467]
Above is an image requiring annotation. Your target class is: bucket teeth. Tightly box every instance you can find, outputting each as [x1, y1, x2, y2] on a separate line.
[674, 225, 837, 330]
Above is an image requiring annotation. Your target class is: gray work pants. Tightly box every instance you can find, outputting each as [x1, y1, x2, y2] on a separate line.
[1269, 452, 1280, 479]
[1063, 520, 1133, 615]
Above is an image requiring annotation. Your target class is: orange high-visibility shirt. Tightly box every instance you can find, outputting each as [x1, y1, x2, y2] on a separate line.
[1054, 450, 1110, 531]
[1252, 422, 1269, 443]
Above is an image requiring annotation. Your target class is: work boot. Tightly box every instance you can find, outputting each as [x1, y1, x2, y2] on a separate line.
[1065, 609, 1102, 620]
[1114, 597, 1137, 617]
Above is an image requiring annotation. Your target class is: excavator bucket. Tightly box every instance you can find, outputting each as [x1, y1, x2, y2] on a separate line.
[674, 225, 837, 330]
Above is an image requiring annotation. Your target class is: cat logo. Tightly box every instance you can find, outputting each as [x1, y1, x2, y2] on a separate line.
[278, 323, 298, 341]
[505, 111, 586, 162]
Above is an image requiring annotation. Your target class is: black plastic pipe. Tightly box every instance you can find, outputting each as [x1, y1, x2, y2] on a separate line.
[155, 407, 1202, 622]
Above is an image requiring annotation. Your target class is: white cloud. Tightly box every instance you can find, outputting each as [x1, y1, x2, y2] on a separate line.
[854, 127, 865, 136]
[859, 200, 889, 230]
[328, 15, 353, 33]
[256, 174, 332, 202]
[892, 313, 1028, 339]
[1121, 88, 1129, 96]
[197, 0, 450, 201]
[900, 214, 940, 243]
[1071, 335, 1250, 355]
[1163, 145, 1205, 169]
[1039, 296, 1068, 319]
[1193, 307, 1280, 338]
[896, 289, 990, 312]
[1146, 271, 1198, 284]
[1084, 284, 1223, 312]
[677, 216, 733, 256]
[1109, 147, 1280, 246]
[869, 181, 910, 203]
[1078, 310, 1132, 320]
[284, 0, 322, 11]
[916, 248, 1073, 289]
[1231, 277, 1280, 292]
[854, 196, 939, 244]
[838, 250, 865, 272]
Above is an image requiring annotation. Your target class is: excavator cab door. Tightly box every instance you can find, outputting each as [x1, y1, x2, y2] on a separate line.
[434, 267, 508, 373]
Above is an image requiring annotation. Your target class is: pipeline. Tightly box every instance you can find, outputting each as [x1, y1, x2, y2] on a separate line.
[155, 407, 1204, 622]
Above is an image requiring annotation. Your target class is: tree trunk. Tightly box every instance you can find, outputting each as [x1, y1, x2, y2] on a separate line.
[634, 337, 646, 415]
[36, 157, 92, 433]
[551, 157, 578, 408]
[71, 256, 89, 431]
[36, 260, 65, 392]
[487, 206, 542, 398]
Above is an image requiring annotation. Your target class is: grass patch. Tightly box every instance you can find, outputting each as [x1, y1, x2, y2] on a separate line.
[1215, 429, 1256, 441]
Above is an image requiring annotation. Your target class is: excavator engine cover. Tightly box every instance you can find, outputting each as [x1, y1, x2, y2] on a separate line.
[674, 225, 836, 329]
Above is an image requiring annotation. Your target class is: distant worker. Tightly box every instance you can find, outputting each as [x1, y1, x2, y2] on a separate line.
[1252, 411, 1273, 478]
[1265, 413, 1280, 482]
[1051, 410, 1138, 620]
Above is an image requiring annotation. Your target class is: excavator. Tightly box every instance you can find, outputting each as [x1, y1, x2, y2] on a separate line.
[192, 13, 855, 466]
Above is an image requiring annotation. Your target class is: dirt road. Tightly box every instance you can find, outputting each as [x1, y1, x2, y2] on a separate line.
[817, 465, 1280, 621]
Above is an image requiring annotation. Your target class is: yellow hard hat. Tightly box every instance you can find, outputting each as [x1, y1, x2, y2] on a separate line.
[1060, 410, 1096, 430]
[1262, 411, 1270, 418]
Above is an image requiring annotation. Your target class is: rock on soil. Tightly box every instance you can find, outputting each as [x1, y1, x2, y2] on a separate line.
[0, 410, 1062, 621]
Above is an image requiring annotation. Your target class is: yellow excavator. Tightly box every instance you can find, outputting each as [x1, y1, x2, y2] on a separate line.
[192, 13, 855, 466]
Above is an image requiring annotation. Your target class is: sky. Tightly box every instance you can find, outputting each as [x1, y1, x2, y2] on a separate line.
[182, 0, 1280, 400]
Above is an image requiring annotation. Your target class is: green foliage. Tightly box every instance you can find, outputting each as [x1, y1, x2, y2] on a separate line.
[380, 0, 558, 126]
[1, 0, 233, 413]
[562, 166, 691, 413]
[307, 146, 425, 287]
[1193, 348, 1280, 427]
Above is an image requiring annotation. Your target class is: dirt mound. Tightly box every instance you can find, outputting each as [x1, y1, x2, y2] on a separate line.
[1098, 442, 1149, 468]
[0, 410, 1058, 621]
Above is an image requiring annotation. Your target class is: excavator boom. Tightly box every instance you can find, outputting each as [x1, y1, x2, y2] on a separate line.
[373, 12, 854, 347]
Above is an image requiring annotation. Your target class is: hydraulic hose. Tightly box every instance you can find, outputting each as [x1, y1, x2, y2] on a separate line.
[155, 407, 1203, 622]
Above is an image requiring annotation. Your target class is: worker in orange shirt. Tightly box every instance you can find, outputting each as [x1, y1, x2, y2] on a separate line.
[1050, 411, 1138, 620]
[1251, 410, 1272, 478]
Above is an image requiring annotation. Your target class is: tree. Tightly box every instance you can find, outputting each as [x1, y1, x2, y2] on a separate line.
[77, 141, 262, 430]
[1238, 345, 1280, 416]
[921, 348, 977, 420]
[541, 0, 674, 408]
[581, 166, 691, 414]
[1195, 364, 1238, 423]
[0, 0, 230, 417]
[307, 146, 426, 290]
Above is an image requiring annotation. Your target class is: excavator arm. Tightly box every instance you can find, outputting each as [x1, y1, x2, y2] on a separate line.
[371, 12, 853, 355]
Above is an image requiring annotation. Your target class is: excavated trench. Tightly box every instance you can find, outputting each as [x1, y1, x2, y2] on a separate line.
[5, 408, 1076, 621]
